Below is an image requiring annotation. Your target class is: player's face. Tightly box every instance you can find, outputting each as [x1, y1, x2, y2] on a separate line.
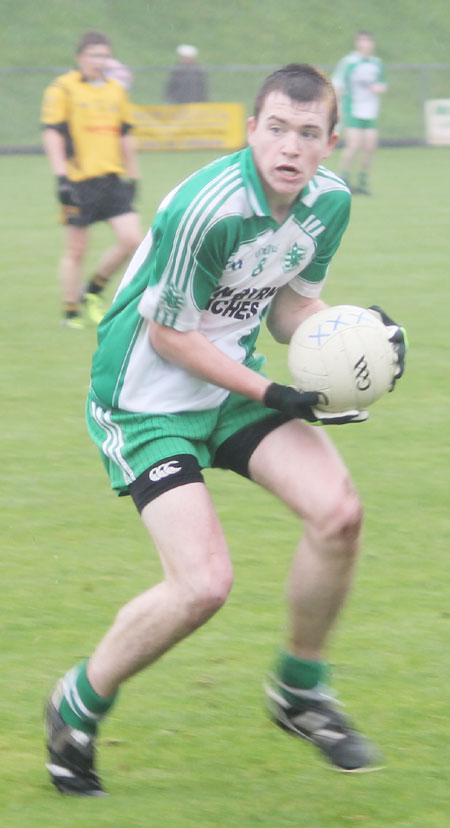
[355, 35, 375, 56]
[77, 44, 112, 81]
[247, 91, 338, 219]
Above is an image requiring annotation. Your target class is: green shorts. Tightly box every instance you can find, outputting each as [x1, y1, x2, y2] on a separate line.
[86, 386, 286, 499]
[343, 115, 377, 130]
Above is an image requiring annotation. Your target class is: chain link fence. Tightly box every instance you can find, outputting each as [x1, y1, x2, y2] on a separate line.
[1, 63, 450, 152]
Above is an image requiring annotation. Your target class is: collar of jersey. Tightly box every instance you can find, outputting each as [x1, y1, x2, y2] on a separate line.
[241, 146, 305, 223]
[75, 70, 107, 85]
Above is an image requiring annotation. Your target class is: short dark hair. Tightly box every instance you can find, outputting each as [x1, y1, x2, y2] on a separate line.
[254, 63, 338, 135]
[76, 30, 111, 56]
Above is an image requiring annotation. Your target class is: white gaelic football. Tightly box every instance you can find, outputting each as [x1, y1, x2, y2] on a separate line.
[288, 305, 398, 412]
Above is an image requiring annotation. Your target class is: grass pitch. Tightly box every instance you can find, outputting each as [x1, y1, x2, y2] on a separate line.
[1, 147, 449, 827]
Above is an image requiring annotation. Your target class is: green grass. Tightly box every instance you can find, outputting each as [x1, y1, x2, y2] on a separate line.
[1, 146, 449, 826]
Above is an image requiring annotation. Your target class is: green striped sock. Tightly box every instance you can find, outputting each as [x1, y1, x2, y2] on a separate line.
[276, 651, 326, 705]
[358, 172, 368, 190]
[58, 660, 117, 735]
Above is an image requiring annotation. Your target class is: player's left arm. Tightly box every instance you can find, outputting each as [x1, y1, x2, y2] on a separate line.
[119, 130, 139, 181]
[370, 83, 387, 95]
[119, 88, 139, 182]
[370, 60, 387, 95]
[266, 288, 327, 344]
[268, 190, 351, 343]
[368, 305, 407, 383]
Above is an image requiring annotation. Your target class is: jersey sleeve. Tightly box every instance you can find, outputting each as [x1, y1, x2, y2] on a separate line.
[138, 207, 236, 331]
[40, 79, 69, 127]
[289, 192, 351, 298]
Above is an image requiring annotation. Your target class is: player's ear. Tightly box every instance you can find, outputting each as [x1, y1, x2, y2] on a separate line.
[247, 115, 257, 146]
[322, 131, 339, 159]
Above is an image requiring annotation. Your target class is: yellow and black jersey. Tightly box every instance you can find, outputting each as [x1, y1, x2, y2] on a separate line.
[41, 70, 134, 181]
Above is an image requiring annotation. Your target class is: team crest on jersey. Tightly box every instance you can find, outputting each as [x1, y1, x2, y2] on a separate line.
[159, 284, 186, 313]
[282, 242, 307, 273]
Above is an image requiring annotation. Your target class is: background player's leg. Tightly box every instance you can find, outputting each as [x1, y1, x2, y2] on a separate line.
[93, 212, 141, 284]
[339, 127, 362, 189]
[84, 212, 142, 323]
[60, 225, 89, 324]
[358, 128, 378, 193]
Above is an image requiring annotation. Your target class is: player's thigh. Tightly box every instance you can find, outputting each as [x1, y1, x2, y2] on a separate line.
[344, 127, 363, 150]
[141, 482, 233, 594]
[248, 419, 356, 522]
[108, 211, 142, 249]
[64, 224, 90, 260]
[362, 128, 378, 151]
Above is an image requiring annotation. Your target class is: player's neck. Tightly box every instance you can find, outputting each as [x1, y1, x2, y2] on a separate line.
[268, 196, 298, 224]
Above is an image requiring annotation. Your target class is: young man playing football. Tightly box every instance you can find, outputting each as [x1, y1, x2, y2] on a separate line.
[45, 63, 405, 795]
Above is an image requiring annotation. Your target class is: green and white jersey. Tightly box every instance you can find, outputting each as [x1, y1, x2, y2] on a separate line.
[91, 146, 350, 414]
[332, 52, 387, 120]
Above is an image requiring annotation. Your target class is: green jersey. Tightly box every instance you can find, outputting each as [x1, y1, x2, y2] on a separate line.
[91, 146, 350, 414]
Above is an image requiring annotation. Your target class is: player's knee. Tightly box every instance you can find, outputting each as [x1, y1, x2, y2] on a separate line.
[311, 480, 363, 554]
[65, 245, 85, 266]
[183, 562, 234, 625]
[121, 231, 141, 255]
[336, 489, 363, 548]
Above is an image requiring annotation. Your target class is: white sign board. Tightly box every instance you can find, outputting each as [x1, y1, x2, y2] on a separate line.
[425, 99, 450, 146]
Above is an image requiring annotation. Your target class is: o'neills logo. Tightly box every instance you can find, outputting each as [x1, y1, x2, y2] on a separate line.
[354, 355, 371, 390]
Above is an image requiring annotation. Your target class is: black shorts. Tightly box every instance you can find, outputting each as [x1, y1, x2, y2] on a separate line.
[62, 174, 135, 227]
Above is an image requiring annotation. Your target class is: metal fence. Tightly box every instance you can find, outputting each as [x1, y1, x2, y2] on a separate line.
[1, 63, 450, 152]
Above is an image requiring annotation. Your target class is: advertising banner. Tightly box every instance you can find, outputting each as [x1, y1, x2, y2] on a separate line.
[425, 99, 450, 146]
[133, 102, 246, 151]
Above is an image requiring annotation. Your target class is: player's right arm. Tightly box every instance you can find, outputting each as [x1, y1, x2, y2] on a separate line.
[149, 321, 272, 403]
[42, 127, 68, 176]
[41, 78, 74, 200]
[149, 321, 361, 424]
[150, 321, 329, 421]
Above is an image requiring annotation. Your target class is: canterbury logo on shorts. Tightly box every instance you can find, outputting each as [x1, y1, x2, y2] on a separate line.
[148, 460, 182, 482]
[128, 454, 204, 513]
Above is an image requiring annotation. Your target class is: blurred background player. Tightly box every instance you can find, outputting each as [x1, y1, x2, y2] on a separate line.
[164, 44, 209, 104]
[41, 30, 142, 329]
[332, 31, 387, 194]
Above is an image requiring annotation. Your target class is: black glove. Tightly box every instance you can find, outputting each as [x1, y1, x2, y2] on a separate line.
[368, 305, 407, 384]
[263, 383, 368, 425]
[56, 175, 76, 206]
[123, 178, 137, 203]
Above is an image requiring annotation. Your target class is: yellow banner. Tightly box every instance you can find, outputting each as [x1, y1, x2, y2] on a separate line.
[132, 102, 246, 151]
